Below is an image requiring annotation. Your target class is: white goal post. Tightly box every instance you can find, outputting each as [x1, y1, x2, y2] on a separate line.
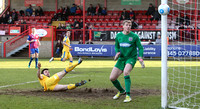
[161, 0, 200, 109]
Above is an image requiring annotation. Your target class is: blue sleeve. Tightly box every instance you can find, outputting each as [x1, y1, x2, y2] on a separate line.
[27, 35, 31, 41]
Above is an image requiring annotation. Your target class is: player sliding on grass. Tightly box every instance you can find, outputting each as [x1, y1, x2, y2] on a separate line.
[37, 58, 86, 91]
[49, 30, 73, 65]
[110, 20, 145, 103]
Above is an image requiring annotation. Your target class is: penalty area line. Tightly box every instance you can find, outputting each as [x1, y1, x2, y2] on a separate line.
[0, 75, 80, 89]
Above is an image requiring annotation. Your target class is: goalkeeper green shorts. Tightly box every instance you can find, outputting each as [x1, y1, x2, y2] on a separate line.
[115, 58, 137, 71]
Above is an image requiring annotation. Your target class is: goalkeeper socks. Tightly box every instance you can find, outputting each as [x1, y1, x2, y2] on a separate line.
[54, 58, 61, 61]
[124, 75, 131, 96]
[29, 57, 33, 66]
[35, 58, 38, 67]
[67, 84, 76, 90]
[65, 62, 79, 72]
[112, 80, 125, 93]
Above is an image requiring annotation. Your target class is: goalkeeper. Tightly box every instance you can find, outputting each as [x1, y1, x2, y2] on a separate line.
[109, 20, 145, 103]
[37, 58, 86, 91]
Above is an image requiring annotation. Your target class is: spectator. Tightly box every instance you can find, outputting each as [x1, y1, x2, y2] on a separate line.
[73, 19, 80, 27]
[61, 23, 66, 29]
[66, 23, 72, 30]
[76, 6, 82, 15]
[8, 16, 14, 24]
[11, 9, 18, 21]
[145, 3, 155, 16]
[86, 39, 94, 44]
[129, 8, 135, 20]
[148, 40, 154, 45]
[150, 7, 161, 21]
[26, 4, 33, 16]
[78, 39, 83, 44]
[101, 7, 107, 15]
[95, 4, 102, 15]
[32, 11, 36, 17]
[120, 9, 129, 20]
[155, 35, 161, 45]
[120, 15, 126, 21]
[1, 14, 7, 24]
[19, 10, 25, 16]
[74, 23, 80, 29]
[130, 18, 138, 29]
[89, 24, 94, 29]
[79, 19, 83, 28]
[57, 23, 62, 29]
[74, 23, 81, 40]
[176, 14, 184, 26]
[5, 11, 10, 20]
[70, 4, 77, 15]
[87, 4, 95, 15]
[20, 19, 26, 24]
[178, 23, 185, 29]
[183, 14, 190, 26]
[63, 5, 71, 20]
[57, 7, 63, 20]
[55, 40, 63, 57]
[36, 6, 44, 16]
[52, 13, 58, 21]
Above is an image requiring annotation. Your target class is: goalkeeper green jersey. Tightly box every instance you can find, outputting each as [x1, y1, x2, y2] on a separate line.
[115, 31, 144, 59]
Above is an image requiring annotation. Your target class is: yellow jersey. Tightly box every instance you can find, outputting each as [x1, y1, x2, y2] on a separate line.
[63, 36, 70, 52]
[38, 74, 49, 91]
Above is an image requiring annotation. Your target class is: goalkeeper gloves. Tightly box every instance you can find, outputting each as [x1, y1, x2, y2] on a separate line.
[138, 57, 145, 68]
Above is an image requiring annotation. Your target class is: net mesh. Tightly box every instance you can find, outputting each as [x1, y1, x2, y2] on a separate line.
[167, 0, 200, 108]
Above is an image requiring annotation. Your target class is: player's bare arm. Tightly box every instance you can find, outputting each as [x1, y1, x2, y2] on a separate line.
[38, 40, 41, 46]
[26, 40, 35, 43]
[37, 62, 43, 79]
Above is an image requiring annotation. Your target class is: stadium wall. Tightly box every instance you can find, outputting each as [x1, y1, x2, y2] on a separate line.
[10, 0, 159, 11]
[10, 0, 200, 11]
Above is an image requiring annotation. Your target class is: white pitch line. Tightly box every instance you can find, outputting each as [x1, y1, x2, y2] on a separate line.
[0, 75, 79, 89]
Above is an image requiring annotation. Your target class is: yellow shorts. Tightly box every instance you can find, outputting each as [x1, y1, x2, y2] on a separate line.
[61, 51, 72, 60]
[45, 74, 60, 91]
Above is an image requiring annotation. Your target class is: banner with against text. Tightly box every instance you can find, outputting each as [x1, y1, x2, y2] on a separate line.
[94, 30, 178, 41]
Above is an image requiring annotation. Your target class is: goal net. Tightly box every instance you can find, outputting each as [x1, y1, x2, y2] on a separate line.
[167, 0, 200, 108]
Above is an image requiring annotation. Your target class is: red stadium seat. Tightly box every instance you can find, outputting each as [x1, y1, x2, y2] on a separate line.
[143, 25, 150, 29]
[99, 16, 105, 18]
[93, 15, 99, 19]
[107, 22, 113, 26]
[113, 22, 120, 27]
[101, 21, 107, 26]
[104, 16, 111, 19]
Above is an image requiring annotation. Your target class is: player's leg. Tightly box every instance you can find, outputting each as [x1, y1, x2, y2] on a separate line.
[123, 58, 136, 103]
[110, 59, 126, 99]
[49, 51, 67, 62]
[35, 48, 39, 68]
[53, 80, 87, 91]
[123, 64, 133, 102]
[68, 52, 73, 66]
[64, 57, 82, 73]
[110, 67, 126, 99]
[28, 49, 35, 68]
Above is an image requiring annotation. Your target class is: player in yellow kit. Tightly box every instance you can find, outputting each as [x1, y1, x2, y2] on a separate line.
[49, 30, 73, 65]
[37, 58, 86, 91]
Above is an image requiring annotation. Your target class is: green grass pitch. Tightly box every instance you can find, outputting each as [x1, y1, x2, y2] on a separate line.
[0, 58, 198, 109]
